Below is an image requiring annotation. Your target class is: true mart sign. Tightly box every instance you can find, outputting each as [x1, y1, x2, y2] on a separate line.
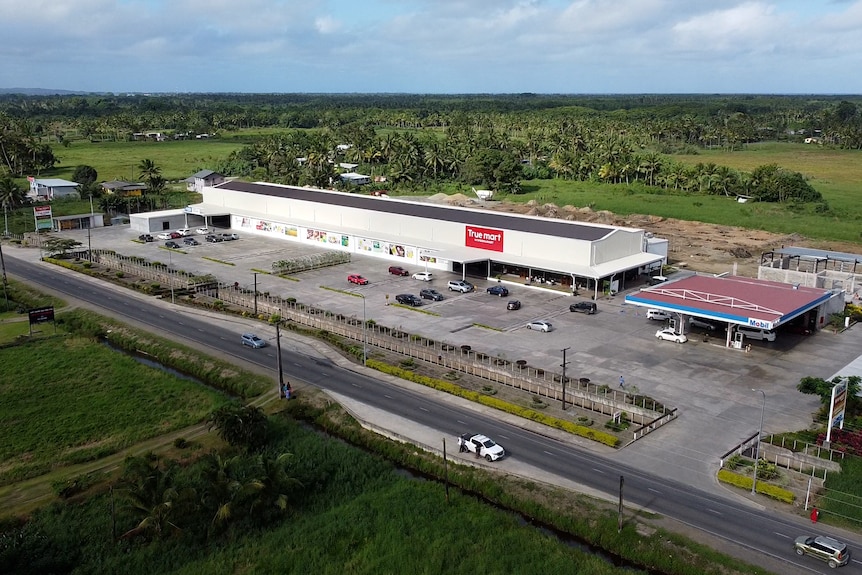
[465, 225, 504, 252]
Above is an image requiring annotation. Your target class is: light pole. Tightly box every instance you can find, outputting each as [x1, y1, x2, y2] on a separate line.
[361, 293, 367, 366]
[751, 388, 766, 495]
[86, 194, 93, 260]
[560, 347, 570, 410]
[168, 248, 175, 304]
[253, 272, 259, 316]
[3, 205, 8, 236]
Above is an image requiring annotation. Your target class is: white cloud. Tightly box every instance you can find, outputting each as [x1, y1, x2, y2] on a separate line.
[0, 0, 860, 92]
[671, 2, 786, 55]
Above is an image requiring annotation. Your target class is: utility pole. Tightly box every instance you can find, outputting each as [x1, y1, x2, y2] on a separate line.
[276, 320, 285, 396]
[752, 388, 766, 495]
[560, 347, 570, 410]
[0, 237, 9, 311]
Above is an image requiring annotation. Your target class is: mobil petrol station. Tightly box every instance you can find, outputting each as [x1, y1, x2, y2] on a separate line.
[624, 274, 840, 347]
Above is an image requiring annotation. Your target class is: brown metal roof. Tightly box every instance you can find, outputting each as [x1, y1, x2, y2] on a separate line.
[217, 181, 614, 242]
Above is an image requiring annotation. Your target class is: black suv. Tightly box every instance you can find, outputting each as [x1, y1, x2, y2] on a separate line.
[420, 288, 444, 301]
[395, 294, 422, 306]
[183, 237, 199, 246]
[569, 301, 597, 314]
[138, 234, 153, 242]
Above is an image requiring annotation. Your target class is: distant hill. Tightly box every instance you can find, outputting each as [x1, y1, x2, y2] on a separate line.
[0, 88, 92, 95]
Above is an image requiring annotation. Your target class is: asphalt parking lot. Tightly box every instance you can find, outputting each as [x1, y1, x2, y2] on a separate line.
[47, 224, 862, 492]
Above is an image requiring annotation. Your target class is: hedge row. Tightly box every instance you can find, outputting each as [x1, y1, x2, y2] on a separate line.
[717, 469, 796, 504]
[369, 359, 620, 448]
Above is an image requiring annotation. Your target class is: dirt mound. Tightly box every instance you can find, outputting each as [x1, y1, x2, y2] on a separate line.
[471, 198, 849, 276]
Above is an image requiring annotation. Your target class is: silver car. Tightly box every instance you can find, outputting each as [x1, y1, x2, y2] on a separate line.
[241, 333, 266, 348]
[794, 535, 850, 568]
[526, 320, 553, 332]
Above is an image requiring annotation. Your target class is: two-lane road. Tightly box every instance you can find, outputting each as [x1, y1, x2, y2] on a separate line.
[6, 256, 859, 574]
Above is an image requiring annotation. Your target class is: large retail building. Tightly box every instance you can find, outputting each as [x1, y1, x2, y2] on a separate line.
[134, 180, 666, 297]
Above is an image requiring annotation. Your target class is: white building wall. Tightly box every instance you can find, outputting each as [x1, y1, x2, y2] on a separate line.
[205, 186, 647, 276]
[592, 229, 645, 265]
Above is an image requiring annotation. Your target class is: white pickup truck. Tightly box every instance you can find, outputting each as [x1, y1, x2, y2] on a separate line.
[458, 433, 506, 462]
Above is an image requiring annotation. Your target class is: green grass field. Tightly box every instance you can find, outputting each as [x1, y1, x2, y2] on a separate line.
[47, 139, 245, 183]
[18, 135, 862, 247]
[0, 335, 227, 484]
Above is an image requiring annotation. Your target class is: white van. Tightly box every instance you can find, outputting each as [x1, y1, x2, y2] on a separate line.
[646, 309, 672, 321]
[736, 325, 777, 342]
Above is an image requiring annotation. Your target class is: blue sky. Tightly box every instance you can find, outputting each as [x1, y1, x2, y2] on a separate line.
[2, 0, 861, 94]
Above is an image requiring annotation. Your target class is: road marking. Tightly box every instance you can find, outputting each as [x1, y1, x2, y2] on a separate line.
[384, 394, 393, 399]
[419, 407, 429, 412]
[293, 362, 302, 367]
[648, 487, 662, 494]
[457, 420, 468, 425]
[592, 468, 606, 474]
[707, 508, 722, 515]
[498, 434, 510, 440]
[351, 382, 361, 388]
[775, 532, 791, 539]
[543, 450, 556, 456]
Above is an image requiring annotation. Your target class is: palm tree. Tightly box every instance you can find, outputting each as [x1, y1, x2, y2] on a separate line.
[138, 159, 161, 184]
[0, 176, 27, 232]
[118, 455, 195, 541]
[207, 404, 269, 452]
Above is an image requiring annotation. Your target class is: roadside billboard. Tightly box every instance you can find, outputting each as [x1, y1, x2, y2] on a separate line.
[34, 205, 53, 231]
[826, 378, 848, 443]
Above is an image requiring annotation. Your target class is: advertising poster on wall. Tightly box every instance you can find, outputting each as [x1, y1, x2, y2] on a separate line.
[357, 238, 385, 253]
[238, 216, 299, 239]
[306, 228, 349, 248]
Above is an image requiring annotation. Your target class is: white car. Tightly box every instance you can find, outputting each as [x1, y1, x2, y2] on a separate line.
[156, 232, 173, 240]
[458, 433, 506, 462]
[412, 271, 434, 281]
[195, 226, 210, 234]
[656, 328, 687, 343]
[527, 320, 553, 332]
[176, 228, 192, 236]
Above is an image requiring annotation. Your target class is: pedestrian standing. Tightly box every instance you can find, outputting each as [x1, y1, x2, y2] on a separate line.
[619, 376, 625, 388]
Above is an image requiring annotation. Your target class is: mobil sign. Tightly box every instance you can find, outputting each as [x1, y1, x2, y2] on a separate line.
[465, 226, 504, 252]
[747, 318, 774, 330]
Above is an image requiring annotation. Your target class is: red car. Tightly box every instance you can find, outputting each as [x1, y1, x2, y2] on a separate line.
[170, 231, 182, 239]
[388, 266, 409, 276]
[348, 274, 369, 285]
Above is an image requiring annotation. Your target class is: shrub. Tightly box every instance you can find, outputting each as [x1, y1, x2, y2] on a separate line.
[367, 360, 619, 447]
[717, 469, 795, 503]
[116, 271, 124, 278]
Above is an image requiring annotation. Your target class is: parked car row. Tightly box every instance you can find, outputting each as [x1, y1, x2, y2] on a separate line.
[148, 230, 238, 243]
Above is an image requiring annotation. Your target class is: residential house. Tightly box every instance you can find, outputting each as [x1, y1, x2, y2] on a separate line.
[186, 170, 225, 192]
[27, 177, 80, 201]
[101, 180, 147, 197]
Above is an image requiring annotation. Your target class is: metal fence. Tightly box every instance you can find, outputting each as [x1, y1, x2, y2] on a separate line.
[82, 254, 671, 431]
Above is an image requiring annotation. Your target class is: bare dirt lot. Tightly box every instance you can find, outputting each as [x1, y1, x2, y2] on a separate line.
[432, 193, 860, 277]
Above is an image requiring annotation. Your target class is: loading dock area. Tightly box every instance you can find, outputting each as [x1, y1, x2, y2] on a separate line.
[624, 274, 841, 347]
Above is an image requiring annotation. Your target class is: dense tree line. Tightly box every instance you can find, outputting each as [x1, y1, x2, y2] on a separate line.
[2, 93, 858, 207]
